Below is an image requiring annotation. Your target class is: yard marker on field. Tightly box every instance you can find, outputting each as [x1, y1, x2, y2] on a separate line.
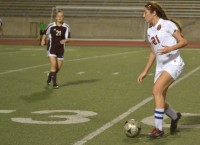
[77, 72, 85, 75]
[0, 110, 16, 113]
[73, 97, 153, 145]
[113, 72, 120, 75]
[73, 65, 200, 145]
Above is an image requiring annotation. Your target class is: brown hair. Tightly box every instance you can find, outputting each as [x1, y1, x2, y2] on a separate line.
[145, 1, 182, 32]
[56, 10, 64, 16]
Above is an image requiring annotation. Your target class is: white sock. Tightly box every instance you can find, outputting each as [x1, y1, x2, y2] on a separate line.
[154, 108, 164, 131]
[165, 105, 177, 120]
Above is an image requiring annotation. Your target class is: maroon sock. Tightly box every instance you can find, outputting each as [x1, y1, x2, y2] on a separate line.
[47, 72, 52, 82]
[51, 72, 57, 86]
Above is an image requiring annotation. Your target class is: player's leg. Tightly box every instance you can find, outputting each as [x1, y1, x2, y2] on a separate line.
[48, 56, 59, 88]
[163, 88, 177, 119]
[165, 102, 182, 133]
[148, 71, 174, 138]
[52, 49, 65, 88]
[51, 49, 64, 88]
[163, 86, 177, 119]
[164, 88, 182, 133]
[56, 58, 63, 73]
[51, 59, 63, 89]
[164, 86, 178, 121]
[164, 64, 184, 133]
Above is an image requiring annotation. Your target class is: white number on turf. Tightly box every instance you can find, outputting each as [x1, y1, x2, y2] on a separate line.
[141, 113, 200, 128]
[0, 110, 16, 113]
[11, 110, 98, 124]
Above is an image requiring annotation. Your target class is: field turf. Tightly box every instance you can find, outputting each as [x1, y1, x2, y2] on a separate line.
[0, 44, 200, 145]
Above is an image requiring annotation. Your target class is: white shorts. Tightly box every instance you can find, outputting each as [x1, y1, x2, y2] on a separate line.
[154, 63, 184, 83]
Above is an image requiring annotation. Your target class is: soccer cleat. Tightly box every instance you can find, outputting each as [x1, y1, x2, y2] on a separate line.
[47, 80, 51, 86]
[170, 112, 182, 133]
[148, 128, 164, 139]
[53, 84, 59, 89]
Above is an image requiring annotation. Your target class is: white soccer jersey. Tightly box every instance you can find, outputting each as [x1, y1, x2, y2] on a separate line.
[147, 18, 184, 71]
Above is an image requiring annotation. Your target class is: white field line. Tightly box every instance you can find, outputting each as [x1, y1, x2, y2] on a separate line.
[73, 65, 200, 145]
[0, 50, 146, 75]
[0, 48, 77, 55]
[1, 47, 194, 55]
[0, 49, 43, 55]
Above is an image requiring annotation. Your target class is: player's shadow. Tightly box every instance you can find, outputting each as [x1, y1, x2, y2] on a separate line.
[122, 134, 148, 144]
[19, 79, 100, 103]
[60, 79, 101, 87]
[122, 133, 172, 145]
[19, 86, 53, 103]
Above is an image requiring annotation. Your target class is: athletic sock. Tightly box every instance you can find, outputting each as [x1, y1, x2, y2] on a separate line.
[154, 108, 164, 131]
[51, 72, 57, 86]
[165, 105, 177, 120]
[47, 72, 51, 82]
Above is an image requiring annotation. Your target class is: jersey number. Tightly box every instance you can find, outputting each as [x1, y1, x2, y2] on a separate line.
[151, 35, 160, 45]
[56, 30, 62, 36]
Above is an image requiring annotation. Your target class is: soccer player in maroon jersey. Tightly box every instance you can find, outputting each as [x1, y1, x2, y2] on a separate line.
[41, 11, 70, 89]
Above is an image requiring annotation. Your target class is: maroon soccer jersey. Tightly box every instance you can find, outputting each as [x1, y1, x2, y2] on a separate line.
[45, 22, 70, 59]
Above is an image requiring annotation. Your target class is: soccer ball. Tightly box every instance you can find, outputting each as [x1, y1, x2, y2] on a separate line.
[124, 119, 141, 137]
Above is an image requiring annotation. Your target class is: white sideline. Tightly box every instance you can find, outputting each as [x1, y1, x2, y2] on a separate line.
[0, 50, 145, 75]
[73, 65, 200, 145]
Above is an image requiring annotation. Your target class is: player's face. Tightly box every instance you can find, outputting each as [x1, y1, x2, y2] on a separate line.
[143, 7, 154, 23]
[56, 12, 64, 24]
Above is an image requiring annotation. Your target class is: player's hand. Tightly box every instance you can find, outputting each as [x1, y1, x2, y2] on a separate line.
[41, 40, 46, 46]
[60, 39, 69, 44]
[157, 46, 172, 54]
[137, 72, 147, 84]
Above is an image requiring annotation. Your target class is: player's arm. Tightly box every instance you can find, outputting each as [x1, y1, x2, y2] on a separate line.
[158, 30, 187, 54]
[60, 26, 70, 44]
[60, 31, 70, 44]
[65, 32, 71, 43]
[41, 23, 52, 46]
[41, 34, 47, 46]
[137, 45, 156, 84]
[171, 30, 188, 50]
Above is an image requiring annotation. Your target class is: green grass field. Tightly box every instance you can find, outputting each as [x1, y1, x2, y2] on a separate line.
[0, 44, 200, 145]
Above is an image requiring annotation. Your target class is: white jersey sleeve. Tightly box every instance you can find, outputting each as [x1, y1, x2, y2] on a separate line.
[63, 23, 70, 39]
[166, 20, 179, 35]
[45, 22, 55, 35]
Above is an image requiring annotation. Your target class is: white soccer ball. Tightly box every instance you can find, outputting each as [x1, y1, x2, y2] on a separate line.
[124, 119, 141, 137]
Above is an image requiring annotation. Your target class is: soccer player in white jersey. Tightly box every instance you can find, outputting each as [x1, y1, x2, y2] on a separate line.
[137, 1, 187, 139]
[41, 11, 70, 89]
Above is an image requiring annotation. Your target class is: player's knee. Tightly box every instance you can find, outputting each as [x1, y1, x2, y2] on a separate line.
[152, 85, 162, 97]
[56, 68, 60, 73]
